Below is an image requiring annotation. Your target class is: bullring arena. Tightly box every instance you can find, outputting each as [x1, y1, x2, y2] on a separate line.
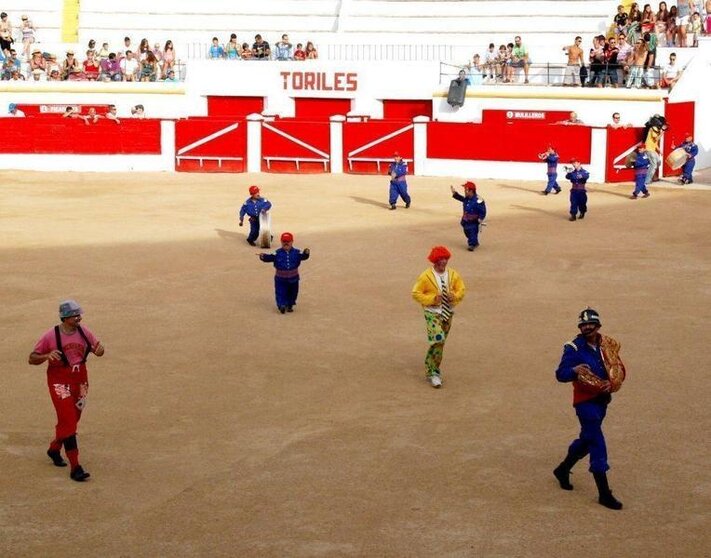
[2, 0, 711, 556]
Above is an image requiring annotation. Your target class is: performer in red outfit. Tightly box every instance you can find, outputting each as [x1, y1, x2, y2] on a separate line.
[29, 300, 104, 482]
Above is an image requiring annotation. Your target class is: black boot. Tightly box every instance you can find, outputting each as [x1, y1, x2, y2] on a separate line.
[553, 450, 584, 490]
[70, 465, 91, 482]
[593, 472, 623, 510]
[47, 449, 67, 467]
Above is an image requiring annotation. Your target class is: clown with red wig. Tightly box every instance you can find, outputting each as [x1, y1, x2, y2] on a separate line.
[258, 232, 310, 314]
[411, 246, 466, 388]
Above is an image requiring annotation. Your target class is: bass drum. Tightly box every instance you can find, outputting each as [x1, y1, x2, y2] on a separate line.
[665, 147, 687, 170]
[258, 211, 272, 249]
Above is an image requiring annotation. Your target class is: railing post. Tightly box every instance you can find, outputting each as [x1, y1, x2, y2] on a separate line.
[330, 115, 346, 174]
[246, 113, 263, 173]
[413, 115, 430, 177]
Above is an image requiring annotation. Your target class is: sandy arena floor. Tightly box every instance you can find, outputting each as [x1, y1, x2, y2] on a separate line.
[1, 170, 710, 557]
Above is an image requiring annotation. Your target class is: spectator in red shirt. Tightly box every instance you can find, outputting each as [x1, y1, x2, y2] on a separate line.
[83, 50, 100, 80]
[294, 43, 306, 60]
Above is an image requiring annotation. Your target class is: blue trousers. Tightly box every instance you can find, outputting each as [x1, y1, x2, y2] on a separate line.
[569, 189, 587, 216]
[568, 399, 610, 473]
[247, 218, 259, 243]
[633, 174, 649, 196]
[461, 220, 480, 247]
[389, 182, 411, 206]
[275, 277, 299, 308]
[682, 159, 695, 182]
[544, 173, 560, 193]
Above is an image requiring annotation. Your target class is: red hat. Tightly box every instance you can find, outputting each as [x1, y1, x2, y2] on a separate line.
[685, 132, 693, 138]
[280, 232, 294, 243]
[427, 245, 451, 264]
[570, 158, 579, 163]
[463, 181, 476, 191]
[393, 151, 401, 157]
[637, 142, 646, 148]
[248, 185, 260, 195]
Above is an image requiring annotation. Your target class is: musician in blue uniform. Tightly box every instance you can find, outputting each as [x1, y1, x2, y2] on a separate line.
[538, 145, 561, 195]
[630, 143, 651, 199]
[239, 185, 272, 246]
[388, 152, 411, 210]
[258, 232, 310, 314]
[553, 308, 626, 511]
[565, 159, 590, 221]
[450, 181, 487, 251]
[675, 133, 699, 185]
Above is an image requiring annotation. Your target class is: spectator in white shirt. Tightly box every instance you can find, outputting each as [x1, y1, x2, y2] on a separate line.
[120, 50, 139, 81]
[8, 103, 26, 117]
[660, 52, 680, 89]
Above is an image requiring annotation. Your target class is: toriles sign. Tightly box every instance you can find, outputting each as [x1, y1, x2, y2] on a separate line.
[280, 71, 358, 92]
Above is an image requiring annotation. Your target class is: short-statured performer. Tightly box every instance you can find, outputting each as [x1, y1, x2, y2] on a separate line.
[565, 159, 590, 221]
[29, 300, 105, 482]
[538, 145, 561, 195]
[258, 232, 310, 314]
[411, 246, 466, 388]
[388, 152, 411, 210]
[239, 185, 272, 246]
[450, 181, 487, 251]
[554, 308, 626, 510]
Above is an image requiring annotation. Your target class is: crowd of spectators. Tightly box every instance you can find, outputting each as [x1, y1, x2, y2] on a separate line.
[458, 35, 531, 85]
[612, 1, 709, 48]
[3, 101, 148, 121]
[207, 33, 318, 60]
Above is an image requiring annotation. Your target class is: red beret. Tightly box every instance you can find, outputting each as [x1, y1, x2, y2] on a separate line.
[427, 245, 451, 263]
[281, 232, 294, 243]
[463, 181, 476, 191]
[248, 185, 260, 195]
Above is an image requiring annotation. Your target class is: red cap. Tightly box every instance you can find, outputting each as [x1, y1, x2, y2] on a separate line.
[637, 142, 646, 148]
[427, 245, 451, 264]
[248, 185, 260, 195]
[463, 181, 476, 191]
[393, 151, 401, 157]
[685, 132, 692, 138]
[281, 232, 294, 243]
[570, 158, 579, 163]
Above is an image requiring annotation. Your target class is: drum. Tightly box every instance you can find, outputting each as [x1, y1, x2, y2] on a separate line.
[666, 147, 687, 170]
[258, 211, 272, 249]
[624, 152, 637, 168]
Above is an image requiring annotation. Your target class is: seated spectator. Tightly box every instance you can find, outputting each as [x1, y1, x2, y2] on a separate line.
[225, 34, 239, 59]
[655, 2, 669, 44]
[483, 43, 497, 82]
[62, 106, 83, 119]
[2, 49, 21, 79]
[617, 33, 633, 81]
[609, 112, 631, 128]
[629, 2, 642, 24]
[87, 39, 96, 56]
[29, 49, 46, 72]
[496, 44, 509, 82]
[98, 42, 110, 61]
[31, 68, 43, 81]
[689, 11, 702, 46]
[240, 42, 253, 60]
[137, 38, 150, 60]
[588, 35, 606, 87]
[164, 68, 178, 82]
[48, 68, 61, 81]
[305, 41, 318, 59]
[614, 4, 629, 35]
[105, 104, 120, 124]
[467, 54, 483, 85]
[152, 43, 162, 62]
[274, 34, 293, 60]
[9, 69, 24, 81]
[252, 34, 271, 59]
[20, 14, 36, 61]
[660, 52, 680, 88]
[83, 50, 100, 80]
[294, 43, 305, 60]
[8, 103, 25, 117]
[140, 51, 159, 81]
[131, 104, 145, 118]
[511, 36, 529, 84]
[62, 50, 82, 80]
[0, 11, 13, 56]
[641, 4, 656, 34]
[124, 36, 132, 51]
[120, 50, 139, 81]
[101, 52, 122, 81]
[209, 37, 224, 59]
[162, 40, 176, 73]
[666, 6, 678, 46]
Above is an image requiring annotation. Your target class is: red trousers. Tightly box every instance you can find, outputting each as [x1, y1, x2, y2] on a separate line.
[48, 382, 88, 441]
